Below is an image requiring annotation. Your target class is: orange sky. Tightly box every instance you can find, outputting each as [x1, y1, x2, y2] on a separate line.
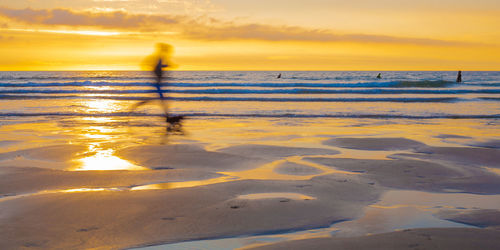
[0, 0, 499, 70]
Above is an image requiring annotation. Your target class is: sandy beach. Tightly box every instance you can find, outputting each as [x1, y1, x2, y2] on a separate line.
[1, 117, 499, 249]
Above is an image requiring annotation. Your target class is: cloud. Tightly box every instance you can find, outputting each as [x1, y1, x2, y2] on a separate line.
[0, 7, 179, 29]
[183, 22, 473, 46]
[0, 7, 478, 46]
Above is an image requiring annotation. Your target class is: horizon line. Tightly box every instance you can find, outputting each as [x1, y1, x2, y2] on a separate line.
[0, 70, 498, 72]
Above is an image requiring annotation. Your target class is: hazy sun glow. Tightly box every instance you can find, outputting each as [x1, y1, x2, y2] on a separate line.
[0, 0, 499, 70]
[2, 28, 121, 36]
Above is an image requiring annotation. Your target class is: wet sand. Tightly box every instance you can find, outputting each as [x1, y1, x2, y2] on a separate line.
[253, 228, 500, 250]
[0, 118, 499, 249]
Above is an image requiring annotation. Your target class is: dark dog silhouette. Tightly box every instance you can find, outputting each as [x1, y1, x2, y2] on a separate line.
[166, 115, 185, 133]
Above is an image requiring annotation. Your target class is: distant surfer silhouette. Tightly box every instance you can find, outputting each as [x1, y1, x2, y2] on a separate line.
[277, 73, 281, 79]
[376, 73, 382, 79]
[456, 71, 462, 83]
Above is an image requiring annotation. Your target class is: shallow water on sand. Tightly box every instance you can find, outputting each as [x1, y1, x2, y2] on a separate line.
[135, 190, 500, 250]
[1, 115, 499, 249]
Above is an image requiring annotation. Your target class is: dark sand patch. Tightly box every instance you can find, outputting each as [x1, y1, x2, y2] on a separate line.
[217, 144, 339, 159]
[0, 140, 21, 147]
[303, 157, 500, 194]
[437, 209, 500, 228]
[435, 134, 472, 139]
[117, 144, 267, 171]
[324, 137, 426, 151]
[0, 176, 380, 250]
[273, 162, 323, 176]
[253, 228, 500, 250]
[392, 146, 500, 168]
[0, 145, 87, 163]
[467, 140, 500, 149]
[0, 166, 221, 196]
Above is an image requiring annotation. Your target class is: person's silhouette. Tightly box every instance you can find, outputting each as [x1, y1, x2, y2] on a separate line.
[152, 43, 172, 116]
[376, 73, 382, 79]
[132, 43, 184, 134]
[456, 71, 462, 83]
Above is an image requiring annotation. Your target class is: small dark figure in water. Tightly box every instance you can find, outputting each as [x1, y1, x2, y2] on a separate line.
[277, 73, 281, 79]
[456, 71, 462, 83]
[376, 73, 382, 79]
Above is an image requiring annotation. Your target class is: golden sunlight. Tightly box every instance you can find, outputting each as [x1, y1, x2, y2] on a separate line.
[83, 99, 122, 113]
[3, 28, 121, 36]
[0, 1, 498, 70]
[75, 148, 146, 171]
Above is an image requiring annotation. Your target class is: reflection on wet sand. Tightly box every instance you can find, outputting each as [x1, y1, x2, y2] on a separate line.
[140, 190, 500, 250]
[2, 114, 499, 249]
[238, 193, 316, 201]
[69, 109, 148, 171]
[61, 187, 122, 193]
[484, 167, 500, 176]
[76, 148, 146, 171]
[221, 156, 357, 181]
[329, 190, 500, 238]
[130, 176, 237, 190]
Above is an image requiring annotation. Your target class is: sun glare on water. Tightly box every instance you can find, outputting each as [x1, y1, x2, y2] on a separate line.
[83, 99, 122, 113]
[76, 148, 146, 171]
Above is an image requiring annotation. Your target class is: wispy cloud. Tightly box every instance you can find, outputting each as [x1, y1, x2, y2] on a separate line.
[3, 28, 121, 36]
[183, 22, 474, 46]
[0, 7, 179, 29]
[0, 7, 479, 46]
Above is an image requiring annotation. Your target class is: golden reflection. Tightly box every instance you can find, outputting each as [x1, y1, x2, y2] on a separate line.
[369, 204, 438, 210]
[332, 148, 403, 160]
[237, 193, 316, 200]
[85, 86, 113, 90]
[221, 156, 357, 181]
[75, 147, 146, 171]
[62, 188, 121, 193]
[80, 128, 113, 139]
[80, 117, 115, 124]
[83, 99, 122, 113]
[131, 176, 236, 190]
[484, 167, 500, 176]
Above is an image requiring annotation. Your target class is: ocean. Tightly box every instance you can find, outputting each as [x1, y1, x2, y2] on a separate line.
[0, 71, 499, 119]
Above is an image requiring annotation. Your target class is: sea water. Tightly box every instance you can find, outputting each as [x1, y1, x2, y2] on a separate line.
[0, 71, 499, 119]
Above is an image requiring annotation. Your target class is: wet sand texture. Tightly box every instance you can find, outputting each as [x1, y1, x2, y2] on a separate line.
[0, 166, 221, 196]
[217, 144, 340, 159]
[1, 136, 499, 249]
[117, 144, 269, 171]
[323, 137, 426, 151]
[273, 161, 324, 176]
[253, 228, 500, 250]
[0, 176, 380, 249]
[305, 157, 500, 194]
[437, 209, 500, 229]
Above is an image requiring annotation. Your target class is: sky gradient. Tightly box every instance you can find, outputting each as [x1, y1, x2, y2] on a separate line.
[0, 0, 499, 70]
